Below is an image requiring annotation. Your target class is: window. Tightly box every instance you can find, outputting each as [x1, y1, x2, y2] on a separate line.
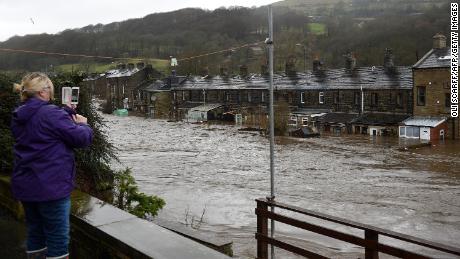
[182, 91, 185, 101]
[417, 86, 426, 106]
[247, 91, 252, 102]
[397, 93, 402, 106]
[371, 93, 378, 106]
[445, 93, 451, 107]
[301, 92, 305, 104]
[333, 92, 339, 104]
[399, 127, 405, 137]
[288, 116, 297, 126]
[319, 92, 325, 104]
[354, 92, 360, 105]
[261, 92, 265, 102]
[301, 117, 309, 125]
[401, 126, 420, 138]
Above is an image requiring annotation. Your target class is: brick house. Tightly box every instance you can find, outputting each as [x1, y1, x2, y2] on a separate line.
[83, 63, 160, 111]
[402, 33, 459, 140]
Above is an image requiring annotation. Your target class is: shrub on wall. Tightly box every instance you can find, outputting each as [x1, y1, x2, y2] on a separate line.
[0, 73, 20, 173]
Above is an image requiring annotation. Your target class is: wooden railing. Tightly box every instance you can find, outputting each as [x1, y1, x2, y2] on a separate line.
[255, 198, 460, 259]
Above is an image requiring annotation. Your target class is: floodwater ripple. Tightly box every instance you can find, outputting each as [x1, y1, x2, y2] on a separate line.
[106, 114, 460, 258]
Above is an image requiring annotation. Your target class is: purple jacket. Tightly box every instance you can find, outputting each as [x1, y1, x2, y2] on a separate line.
[11, 98, 93, 202]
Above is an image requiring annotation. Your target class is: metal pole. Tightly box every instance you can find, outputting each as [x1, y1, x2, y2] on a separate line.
[267, 5, 276, 259]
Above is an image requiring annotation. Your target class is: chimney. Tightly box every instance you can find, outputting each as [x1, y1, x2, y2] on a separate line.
[313, 55, 323, 73]
[200, 66, 209, 77]
[219, 66, 228, 77]
[383, 48, 395, 72]
[285, 55, 296, 75]
[344, 52, 356, 71]
[239, 65, 248, 78]
[433, 33, 447, 49]
[127, 63, 135, 70]
[136, 62, 145, 69]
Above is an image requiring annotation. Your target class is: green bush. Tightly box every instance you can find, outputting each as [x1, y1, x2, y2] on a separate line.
[113, 168, 165, 219]
[0, 73, 20, 173]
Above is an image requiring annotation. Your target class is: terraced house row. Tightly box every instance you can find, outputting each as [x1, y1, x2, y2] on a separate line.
[84, 34, 458, 140]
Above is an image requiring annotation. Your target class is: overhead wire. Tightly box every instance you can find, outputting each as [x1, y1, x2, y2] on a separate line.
[0, 40, 265, 63]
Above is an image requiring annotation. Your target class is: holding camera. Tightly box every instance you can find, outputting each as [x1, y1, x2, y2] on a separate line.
[11, 72, 93, 259]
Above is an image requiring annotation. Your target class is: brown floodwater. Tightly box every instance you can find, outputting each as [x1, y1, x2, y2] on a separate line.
[105, 114, 460, 258]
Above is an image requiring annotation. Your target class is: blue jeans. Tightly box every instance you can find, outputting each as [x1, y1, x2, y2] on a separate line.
[22, 196, 71, 257]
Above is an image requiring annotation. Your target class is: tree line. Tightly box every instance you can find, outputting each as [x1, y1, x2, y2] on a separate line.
[0, 0, 451, 75]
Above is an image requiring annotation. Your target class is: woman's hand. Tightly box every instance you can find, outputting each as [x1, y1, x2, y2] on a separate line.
[72, 114, 88, 124]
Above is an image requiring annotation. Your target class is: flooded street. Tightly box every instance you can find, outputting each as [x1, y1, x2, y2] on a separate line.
[106, 114, 460, 258]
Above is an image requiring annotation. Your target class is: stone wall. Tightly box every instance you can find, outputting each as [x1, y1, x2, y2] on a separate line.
[0, 177, 230, 259]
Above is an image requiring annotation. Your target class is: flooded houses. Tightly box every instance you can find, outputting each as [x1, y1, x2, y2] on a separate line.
[400, 33, 458, 141]
[84, 34, 456, 140]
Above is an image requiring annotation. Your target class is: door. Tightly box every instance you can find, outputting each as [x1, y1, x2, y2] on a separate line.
[420, 127, 430, 140]
[440, 129, 445, 140]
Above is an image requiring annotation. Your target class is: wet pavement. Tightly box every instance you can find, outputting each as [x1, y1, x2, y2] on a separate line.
[106, 114, 460, 258]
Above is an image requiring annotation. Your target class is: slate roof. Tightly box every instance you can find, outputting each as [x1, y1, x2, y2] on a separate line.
[106, 68, 141, 78]
[188, 104, 223, 112]
[401, 116, 447, 127]
[142, 80, 167, 92]
[173, 66, 412, 91]
[351, 113, 410, 126]
[413, 47, 451, 69]
[316, 112, 359, 124]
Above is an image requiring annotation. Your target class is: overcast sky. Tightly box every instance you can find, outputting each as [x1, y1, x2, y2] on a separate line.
[0, 0, 277, 42]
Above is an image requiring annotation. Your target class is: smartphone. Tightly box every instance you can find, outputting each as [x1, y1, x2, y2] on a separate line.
[71, 87, 79, 105]
[62, 86, 80, 105]
[62, 87, 72, 105]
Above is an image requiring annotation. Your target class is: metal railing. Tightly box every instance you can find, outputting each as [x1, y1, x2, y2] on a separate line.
[255, 198, 460, 259]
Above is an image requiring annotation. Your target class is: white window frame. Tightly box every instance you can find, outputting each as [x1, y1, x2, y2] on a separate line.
[301, 92, 305, 104]
[319, 92, 324, 104]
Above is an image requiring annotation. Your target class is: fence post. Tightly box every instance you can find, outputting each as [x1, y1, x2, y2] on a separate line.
[257, 200, 268, 259]
[365, 230, 379, 259]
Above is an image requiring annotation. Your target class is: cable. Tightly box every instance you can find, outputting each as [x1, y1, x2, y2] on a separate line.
[0, 40, 265, 63]
[177, 41, 264, 62]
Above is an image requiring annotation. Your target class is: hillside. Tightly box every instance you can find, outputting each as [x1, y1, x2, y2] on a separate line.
[0, 0, 451, 75]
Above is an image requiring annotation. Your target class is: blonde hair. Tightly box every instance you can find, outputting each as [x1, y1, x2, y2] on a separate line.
[13, 72, 54, 102]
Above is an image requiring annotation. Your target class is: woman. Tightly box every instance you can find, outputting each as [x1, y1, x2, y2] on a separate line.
[11, 72, 93, 259]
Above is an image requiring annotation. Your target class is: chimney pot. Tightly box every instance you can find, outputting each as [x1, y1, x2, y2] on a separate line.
[433, 33, 447, 49]
[345, 52, 356, 71]
[384, 48, 395, 72]
[239, 65, 248, 78]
